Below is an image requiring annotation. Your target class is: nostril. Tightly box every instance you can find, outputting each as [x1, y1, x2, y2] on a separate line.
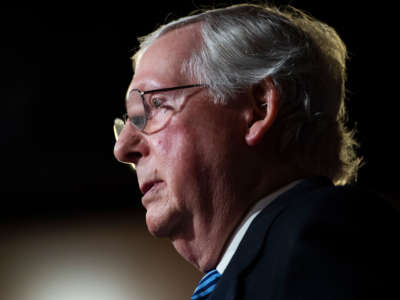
[114, 139, 144, 166]
[125, 151, 142, 165]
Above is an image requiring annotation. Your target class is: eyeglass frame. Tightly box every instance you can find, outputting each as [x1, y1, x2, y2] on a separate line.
[121, 83, 207, 133]
[113, 83, 208, 170]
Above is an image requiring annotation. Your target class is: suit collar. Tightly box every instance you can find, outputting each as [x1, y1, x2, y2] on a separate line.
[210, 177, 333, 300]
[216, 179, 301, 274]
[224, 177, 332, 275]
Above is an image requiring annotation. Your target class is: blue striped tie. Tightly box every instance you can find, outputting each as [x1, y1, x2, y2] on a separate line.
[191, 269, 221, 300]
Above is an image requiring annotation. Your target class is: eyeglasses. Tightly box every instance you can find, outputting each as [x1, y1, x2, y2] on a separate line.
[113, 83, 206, 140]
[113, 84, 206, 170]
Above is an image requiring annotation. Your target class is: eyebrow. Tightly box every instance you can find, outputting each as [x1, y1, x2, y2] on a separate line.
[125, 84, 205, 101]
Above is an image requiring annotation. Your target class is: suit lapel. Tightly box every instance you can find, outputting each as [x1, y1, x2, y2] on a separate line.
[210, 177, 333, 300]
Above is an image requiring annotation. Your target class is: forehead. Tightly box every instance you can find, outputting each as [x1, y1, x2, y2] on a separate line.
[133, 23, 202, 87]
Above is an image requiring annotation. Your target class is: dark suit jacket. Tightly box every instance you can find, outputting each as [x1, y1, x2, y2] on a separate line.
[210, 177, 400, 300]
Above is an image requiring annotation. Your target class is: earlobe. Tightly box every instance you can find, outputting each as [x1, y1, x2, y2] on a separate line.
[245, 77, 279, 146]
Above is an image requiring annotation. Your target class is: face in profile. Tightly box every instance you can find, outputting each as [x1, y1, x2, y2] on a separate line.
[114, 24, 250, 255]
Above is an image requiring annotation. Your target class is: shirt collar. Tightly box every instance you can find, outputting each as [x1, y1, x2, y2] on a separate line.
[216, 180, 302, 274]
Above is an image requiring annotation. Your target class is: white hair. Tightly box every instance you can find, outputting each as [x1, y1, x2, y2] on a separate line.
[132, 3, 361, 185]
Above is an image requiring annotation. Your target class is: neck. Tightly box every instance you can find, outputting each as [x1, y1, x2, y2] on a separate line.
[170, 155, 303, 273]
[170, 192, 249, 272]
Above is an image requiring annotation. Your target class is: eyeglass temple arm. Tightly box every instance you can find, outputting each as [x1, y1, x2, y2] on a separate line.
[141, 84, 206, 95]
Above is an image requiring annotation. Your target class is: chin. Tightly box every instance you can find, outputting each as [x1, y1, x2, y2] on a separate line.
[145, 210, 178, 238]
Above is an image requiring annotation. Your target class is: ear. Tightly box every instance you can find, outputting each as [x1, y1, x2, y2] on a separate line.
[245, 77, 280, 146]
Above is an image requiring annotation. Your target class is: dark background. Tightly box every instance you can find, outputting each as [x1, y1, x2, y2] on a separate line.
[2, 1, 399, 222]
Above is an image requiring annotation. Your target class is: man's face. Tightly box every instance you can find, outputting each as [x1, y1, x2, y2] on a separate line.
[114, 24, 249, 241]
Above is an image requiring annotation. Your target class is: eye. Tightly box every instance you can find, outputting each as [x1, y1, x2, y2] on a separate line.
[146, 94, 174, 113]
[151, 97, 164, 108]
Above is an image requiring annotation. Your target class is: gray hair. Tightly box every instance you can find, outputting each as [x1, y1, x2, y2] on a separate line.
[133, 3, 362, 185]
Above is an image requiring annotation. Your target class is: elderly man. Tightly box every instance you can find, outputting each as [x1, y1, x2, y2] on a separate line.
[114, 3, 399, 300]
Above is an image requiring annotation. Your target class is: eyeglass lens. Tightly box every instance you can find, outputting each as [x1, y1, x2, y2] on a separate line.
[114, 84, 204, 139]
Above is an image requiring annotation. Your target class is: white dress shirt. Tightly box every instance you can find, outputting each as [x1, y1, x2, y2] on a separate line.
[216, 180, 302, 274]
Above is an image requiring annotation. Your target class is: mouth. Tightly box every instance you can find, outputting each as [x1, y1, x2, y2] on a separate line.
[140, 180, 164, 196]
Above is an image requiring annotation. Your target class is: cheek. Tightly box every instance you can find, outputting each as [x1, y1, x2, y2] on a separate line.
[151, 128, 204, 211]
[151, 127, 197, 174]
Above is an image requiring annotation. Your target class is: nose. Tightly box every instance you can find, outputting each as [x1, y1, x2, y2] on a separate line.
[113, 123, 149, 166]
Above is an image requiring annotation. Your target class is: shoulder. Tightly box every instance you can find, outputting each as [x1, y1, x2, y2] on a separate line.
[268, 181, 400, 263]
[250, 179, 400, 299]
[274, 179, 398, 232]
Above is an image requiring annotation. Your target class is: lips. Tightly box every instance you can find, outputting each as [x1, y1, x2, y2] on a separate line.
[140, 180, 163, 196]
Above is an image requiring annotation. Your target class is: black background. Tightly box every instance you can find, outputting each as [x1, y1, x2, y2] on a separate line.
[2, 1, 399, 221]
